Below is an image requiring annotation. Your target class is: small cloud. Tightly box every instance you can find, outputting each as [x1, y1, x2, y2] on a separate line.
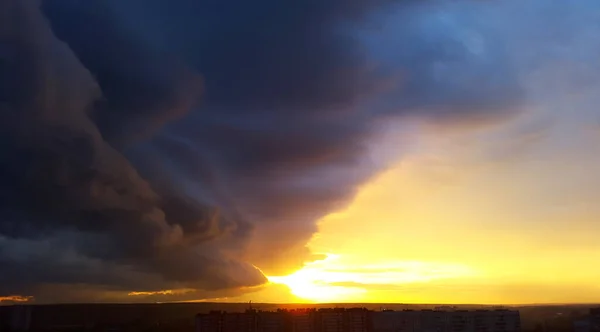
[0, 295, 33, 303]
[128, 290, 178, 296]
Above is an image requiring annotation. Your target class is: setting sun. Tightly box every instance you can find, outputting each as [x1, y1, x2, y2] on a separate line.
[267, 255, 367, 302]
[268, 274, 366, 303]
[266, 252, 480, 303]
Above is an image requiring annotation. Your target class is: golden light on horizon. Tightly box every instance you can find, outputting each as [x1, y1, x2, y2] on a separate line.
[267, 275, 367, 303]
[267, 254, 367, 302]
[266, 253, 479, 303]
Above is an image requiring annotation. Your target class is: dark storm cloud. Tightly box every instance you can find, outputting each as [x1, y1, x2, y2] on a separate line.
[1, 0, 531, 302]
[0, 0, 264, 302]
[102, 0, 525, 274]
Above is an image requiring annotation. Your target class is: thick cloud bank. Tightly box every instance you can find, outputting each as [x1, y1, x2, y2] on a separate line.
[3, 0, 593, 302]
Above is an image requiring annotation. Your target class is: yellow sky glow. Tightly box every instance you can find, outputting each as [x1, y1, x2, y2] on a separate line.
[229, 121, 600, 304]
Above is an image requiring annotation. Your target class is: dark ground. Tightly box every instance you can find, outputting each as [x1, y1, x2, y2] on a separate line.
[0, 302, 597, 332]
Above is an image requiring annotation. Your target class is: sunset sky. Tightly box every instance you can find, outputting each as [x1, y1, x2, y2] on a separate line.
[3, 0, 600, 305]
[221, 1, 600, 304]
[224, 108, 600, 304]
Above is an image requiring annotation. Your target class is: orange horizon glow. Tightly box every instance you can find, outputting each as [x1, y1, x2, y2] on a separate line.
[0, 295, 33, 303]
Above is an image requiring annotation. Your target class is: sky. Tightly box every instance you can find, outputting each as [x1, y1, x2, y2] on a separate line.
[246, 115, 600, 304]
[2, 0, 600, 304]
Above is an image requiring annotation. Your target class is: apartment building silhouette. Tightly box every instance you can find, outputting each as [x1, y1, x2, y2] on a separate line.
[195, 308, 520, 332]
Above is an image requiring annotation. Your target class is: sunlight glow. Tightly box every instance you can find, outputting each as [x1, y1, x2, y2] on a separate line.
[267, 254, 477, 303]
[268, 274, 367, 303]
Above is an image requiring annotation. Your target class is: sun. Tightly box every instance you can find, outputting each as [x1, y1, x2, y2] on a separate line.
[268, 269, 366, 303]
[266, 254, 367, 303]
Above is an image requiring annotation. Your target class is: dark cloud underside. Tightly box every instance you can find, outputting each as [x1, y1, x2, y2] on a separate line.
[0, 0, 527, 302]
